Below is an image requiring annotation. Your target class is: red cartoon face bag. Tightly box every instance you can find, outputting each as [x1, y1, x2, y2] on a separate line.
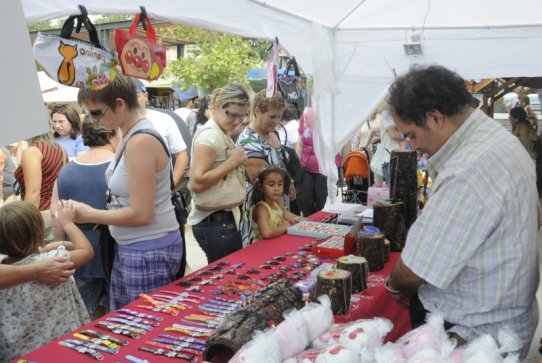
[115, 12, 166, 81]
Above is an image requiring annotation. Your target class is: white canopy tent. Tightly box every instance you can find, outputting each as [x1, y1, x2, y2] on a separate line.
[10, 0, 542, 198]
[38, 71, 80, 103]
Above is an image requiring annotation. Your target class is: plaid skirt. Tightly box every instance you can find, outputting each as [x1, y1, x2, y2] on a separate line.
[110, 235, 182, 310]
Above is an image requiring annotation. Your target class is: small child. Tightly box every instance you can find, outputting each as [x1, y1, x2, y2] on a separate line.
[251, 167, 304, 241]
[0, 200, 93, 361]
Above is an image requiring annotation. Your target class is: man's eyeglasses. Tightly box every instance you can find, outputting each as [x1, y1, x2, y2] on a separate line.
[88, 106, 109, 120]
[400, 132, 415, 141]
[224, 109, 245, 122]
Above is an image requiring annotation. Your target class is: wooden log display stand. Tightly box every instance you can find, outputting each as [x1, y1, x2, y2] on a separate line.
[389, 149, 418, 229]
[204, 279, 304, 361]
[355, 232, 386, 271]
[384, 239, 390, 262]
[336, 255, 369, 293]
[373, 200, 407, 252]
[313, 268, 352, 315]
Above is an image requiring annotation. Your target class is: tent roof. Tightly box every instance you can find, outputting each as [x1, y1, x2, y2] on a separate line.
[13, 0, 542, 198]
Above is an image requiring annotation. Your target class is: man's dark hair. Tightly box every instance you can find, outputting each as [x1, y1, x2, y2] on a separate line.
[387, 65, 475, 127]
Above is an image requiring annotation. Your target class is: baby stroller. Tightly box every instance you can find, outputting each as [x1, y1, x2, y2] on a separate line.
[341, 149, 371, 204]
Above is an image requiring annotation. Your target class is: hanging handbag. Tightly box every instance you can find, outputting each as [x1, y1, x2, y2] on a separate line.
[115, 8, 166, 81]
[33, 6, 118, 89]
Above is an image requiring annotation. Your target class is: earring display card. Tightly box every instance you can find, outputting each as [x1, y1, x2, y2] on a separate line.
[287, 221, 351, 239]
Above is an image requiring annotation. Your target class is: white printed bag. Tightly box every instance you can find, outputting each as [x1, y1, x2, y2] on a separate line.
[33, 12, 118, 89]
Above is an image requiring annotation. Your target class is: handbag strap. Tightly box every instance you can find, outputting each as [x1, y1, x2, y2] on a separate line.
[60, 5, 101, 48]
[129, 10, 158, 43]
[114, 128, 175, 193]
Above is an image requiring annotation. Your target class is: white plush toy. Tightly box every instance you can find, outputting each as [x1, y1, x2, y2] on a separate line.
[271, 308, 310, 360]
[299, 295, 334, 341]
[314, 344, 357, 363]
[228, 331, 281, 363]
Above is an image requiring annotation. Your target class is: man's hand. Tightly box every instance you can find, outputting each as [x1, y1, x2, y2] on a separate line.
[35, 257, 75, 285]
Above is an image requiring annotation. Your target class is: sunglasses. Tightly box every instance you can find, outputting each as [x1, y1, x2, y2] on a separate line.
[87, 106, 109, 120]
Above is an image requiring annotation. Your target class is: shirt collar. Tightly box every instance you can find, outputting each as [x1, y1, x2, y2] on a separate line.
[426, 108, 485, 180]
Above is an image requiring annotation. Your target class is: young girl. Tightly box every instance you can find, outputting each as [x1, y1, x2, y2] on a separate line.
[0, 200, 92, 361]
[251, 167, 304, 241]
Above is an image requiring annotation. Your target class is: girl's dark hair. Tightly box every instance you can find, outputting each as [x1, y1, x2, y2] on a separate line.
[251, 166, 291, 205]
[194, 96, 210, 134]
[81, 119, 117, 147]
[50, 103, 82, 139]
[510, 107, 529, 123]
[0, 201, 44, 259]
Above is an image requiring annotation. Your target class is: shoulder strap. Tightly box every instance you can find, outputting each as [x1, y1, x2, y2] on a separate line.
[114, 128, 174, 192]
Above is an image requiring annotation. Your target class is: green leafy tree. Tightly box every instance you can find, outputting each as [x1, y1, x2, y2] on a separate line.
[94, 15, 131, 24]
[28, 21, 56, 32]
[160, 25, 266, 92]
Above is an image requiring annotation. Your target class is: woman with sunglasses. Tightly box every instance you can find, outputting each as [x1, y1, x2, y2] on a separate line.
[188, 84, 250, 264]
[73, 74, 183, 310]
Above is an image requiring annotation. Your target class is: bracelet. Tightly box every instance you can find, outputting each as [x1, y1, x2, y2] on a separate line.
[384, 276, 401, 295]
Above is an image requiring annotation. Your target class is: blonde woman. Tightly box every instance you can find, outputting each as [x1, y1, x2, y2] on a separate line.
[188, 84, 250, 263]
[236, 90, 299, 246]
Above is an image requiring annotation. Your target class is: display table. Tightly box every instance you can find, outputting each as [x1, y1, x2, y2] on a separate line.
[18, 212, 411, 362]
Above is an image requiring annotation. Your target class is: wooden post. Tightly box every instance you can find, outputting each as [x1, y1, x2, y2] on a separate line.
[373, 200, 407, 251]
[389, 150, 418, 230]
[314, 268, 352, 315]
[336, 255, 369, 293]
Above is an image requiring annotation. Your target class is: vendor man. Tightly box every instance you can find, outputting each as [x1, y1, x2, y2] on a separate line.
[386, 65, 539, 359]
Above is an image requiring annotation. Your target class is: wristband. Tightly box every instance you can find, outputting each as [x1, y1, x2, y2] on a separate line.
[384, 276, 401, 295]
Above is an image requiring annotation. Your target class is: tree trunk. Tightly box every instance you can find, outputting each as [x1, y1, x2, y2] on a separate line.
[389, 150, 418, 230]
[313, 268, 352, 315]
[355, 232, 386, 271]
[203, 279, 304, 361]
[336, 255, 369, 293]
[373, 201, 407, 252]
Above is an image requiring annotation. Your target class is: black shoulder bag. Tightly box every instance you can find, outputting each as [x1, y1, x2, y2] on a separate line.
[275, 124, 302, 183]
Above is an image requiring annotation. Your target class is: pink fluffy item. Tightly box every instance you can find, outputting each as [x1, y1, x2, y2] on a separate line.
[395, 313, 455, 360]
[299, 295, 334, 341]
[283, 346, 326, 363]
[311, 318, 392, 353]
[314, 344, 357, 363]
[270, 308, 309, 360]
[228, 331, 280, 363]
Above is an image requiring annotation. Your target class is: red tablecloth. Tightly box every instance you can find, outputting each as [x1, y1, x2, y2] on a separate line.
[18, 213, 411, 362]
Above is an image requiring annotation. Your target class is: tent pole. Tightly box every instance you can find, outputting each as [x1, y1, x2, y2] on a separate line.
[333, 0, 367, 30]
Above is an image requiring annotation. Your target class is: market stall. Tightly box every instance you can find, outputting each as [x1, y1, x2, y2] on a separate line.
[17, 212, 410, 363]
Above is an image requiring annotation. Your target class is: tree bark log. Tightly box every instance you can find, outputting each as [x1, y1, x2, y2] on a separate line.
[373, 201, 407, 252]
[314, 268, 352, 315]
[336, 255, 369, 293]
[355, 232, 386, 271]
[389, 150, 418, 230]
[203, 279, 304, 361]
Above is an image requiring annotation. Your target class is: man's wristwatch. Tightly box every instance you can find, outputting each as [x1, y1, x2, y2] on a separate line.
[384, 276, 401, 295]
